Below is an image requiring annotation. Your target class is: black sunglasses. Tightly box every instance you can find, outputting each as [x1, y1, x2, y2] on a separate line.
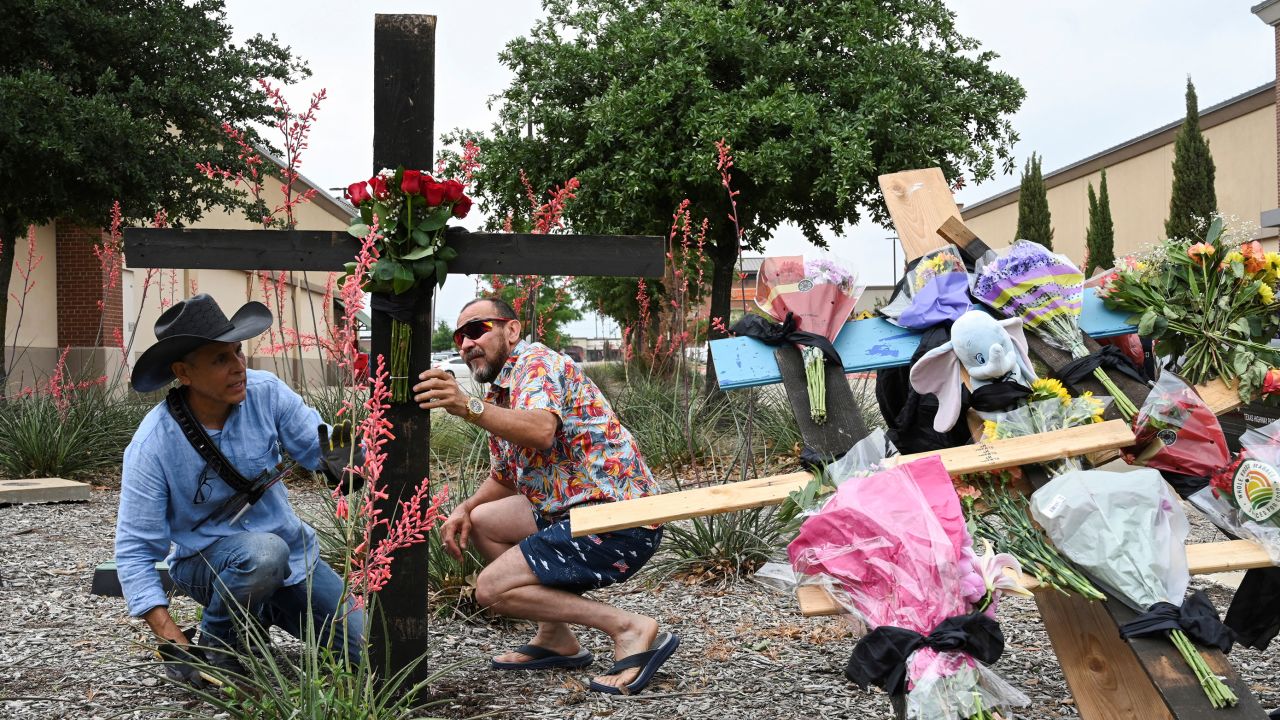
[452, 317, 510, 346]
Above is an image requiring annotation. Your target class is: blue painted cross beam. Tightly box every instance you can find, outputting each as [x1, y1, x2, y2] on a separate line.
[710, 287, 1135, 390]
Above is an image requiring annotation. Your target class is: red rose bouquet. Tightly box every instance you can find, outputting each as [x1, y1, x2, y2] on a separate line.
[344, 167, 472, 401]
[1121, 372, 1230, 480]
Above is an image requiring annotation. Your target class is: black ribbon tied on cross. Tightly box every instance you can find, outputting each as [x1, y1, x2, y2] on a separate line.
[369, 289, 421, 325]
[968, 379, 1032, 413]
[1118, 589, 1236, 653]
[729, 312, 841, 365]
[1057, 345, 1148, 387]
[845, 610, 1006, 697]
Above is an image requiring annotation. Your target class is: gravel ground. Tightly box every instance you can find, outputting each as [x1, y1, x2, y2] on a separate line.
[2, 484, 1279, 719]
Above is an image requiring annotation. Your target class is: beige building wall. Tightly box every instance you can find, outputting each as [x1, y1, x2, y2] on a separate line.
[963, 85, 1279, 269]
[6, 166, 355, 393]
[3, 224, 59, 389]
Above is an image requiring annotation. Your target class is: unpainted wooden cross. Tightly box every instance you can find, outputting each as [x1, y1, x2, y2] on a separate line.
[123, 14, 663, 683]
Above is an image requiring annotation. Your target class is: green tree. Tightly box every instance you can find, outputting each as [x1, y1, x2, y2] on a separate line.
[430, 319, 455, 352]
[1165, 77, 1217, 241]
[1085, 169, 1115, 276]
[0, 0, 306, 382]
[448, 0, 1024, 367]
[1014, 152, 1053, 249]
[488, 278, 583, 349]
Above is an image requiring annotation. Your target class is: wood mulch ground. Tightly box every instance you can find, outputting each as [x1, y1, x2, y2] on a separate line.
[3, 481, 1279, 719]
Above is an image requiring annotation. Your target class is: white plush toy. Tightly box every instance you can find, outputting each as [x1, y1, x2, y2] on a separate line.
[909, 310, 1038, 433]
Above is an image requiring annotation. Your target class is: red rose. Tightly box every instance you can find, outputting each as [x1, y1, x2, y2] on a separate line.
[345, 181, 371, 205]
[1264, 368, 1280, 396]
[401, 169, 423, 196]
[452, 194, 472, 218]
[442, 179, 465, 203]
[423, 177, 445, 206]
[369, 175, 389, 200]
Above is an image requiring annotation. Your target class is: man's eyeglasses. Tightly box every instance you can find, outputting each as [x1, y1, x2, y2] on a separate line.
[452, 318, 510, 347]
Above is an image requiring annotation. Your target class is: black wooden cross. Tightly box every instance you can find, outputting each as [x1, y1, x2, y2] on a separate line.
[123, 14, 663, 683]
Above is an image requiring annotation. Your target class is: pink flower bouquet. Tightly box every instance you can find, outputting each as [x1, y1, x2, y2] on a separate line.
[788, 456, 1028, 719]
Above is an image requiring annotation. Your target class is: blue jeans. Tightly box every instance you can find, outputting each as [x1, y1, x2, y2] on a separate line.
[169, 532, 364, 663]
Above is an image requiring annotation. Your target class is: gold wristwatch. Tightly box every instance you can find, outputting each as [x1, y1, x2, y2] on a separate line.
[464, 397, 485, 422]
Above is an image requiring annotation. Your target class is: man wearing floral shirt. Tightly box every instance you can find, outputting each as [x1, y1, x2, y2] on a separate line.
[413, 296, 677, 695]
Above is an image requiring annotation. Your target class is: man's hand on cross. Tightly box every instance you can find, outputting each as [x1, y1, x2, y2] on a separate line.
[413, 369, 470, 417]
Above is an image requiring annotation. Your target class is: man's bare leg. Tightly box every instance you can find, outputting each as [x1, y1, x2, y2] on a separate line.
[470, 496, 582, 664]
[476, 545, 661, 690]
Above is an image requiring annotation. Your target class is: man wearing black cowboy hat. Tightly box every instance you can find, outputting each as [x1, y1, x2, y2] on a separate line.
[114, 294, 363, 686]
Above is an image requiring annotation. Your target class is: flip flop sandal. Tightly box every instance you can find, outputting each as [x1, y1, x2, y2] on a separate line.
[588, 632, 680, 695]
[490, 644, 594, 670]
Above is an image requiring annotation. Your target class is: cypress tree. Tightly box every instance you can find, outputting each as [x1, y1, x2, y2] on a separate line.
[1015, 152, 1054, 249]
[1085, 169, 1116, 275]
[1165, 77, 1217, 240]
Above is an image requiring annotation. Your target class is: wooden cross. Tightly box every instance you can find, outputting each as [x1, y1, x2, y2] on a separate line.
[123, 14, 663, 683]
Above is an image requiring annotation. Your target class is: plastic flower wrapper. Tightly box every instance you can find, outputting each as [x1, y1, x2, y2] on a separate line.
[788, 456, 1030, 719]
[880, 247, 973, 330]
[1120, 372, 1230, 488]
[973, 240, 1137, 419]
[777, 429, 898, 538]
[755, 253, 865, 423]
[1030, 469, 1239, 707]
[977, 379, 1110, 478]
[1189, 416, 1280, 564]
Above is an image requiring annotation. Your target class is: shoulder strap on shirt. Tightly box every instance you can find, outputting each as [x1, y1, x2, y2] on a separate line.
[165, 388, 256, 494]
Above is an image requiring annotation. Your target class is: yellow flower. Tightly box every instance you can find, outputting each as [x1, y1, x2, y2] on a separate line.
[1221, 250, 1245, 271]
[1260, 284, 1275, 305]
[1031, 377, 1071, 405]
[1082, 391, 1105, 423]
[1135, 261, 1148, 272]
[982, 419, 999, 442]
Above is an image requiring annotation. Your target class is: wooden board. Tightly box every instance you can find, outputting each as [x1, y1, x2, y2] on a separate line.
[878, 168, 963, 260]
[124, 227, 667, 278]
[569, 420, 1135, 536]
[1036, 590, 1177, 720]
[0, 477, 90, 504]
[1104, 599, 1269, 718]
[936, 215, 994, 260]
[797, 539, 1277, 617]
[775, 346, 869, 459]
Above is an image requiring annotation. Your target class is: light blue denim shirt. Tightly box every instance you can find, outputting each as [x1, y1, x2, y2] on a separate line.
[114, 369, 325, 618]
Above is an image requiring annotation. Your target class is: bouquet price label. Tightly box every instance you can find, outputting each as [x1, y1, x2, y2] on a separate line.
[1233, 459, 1280, 522]
[1039, 494, 1068, 520]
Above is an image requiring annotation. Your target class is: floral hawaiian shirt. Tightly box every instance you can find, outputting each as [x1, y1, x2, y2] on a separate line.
[485, 340, 658, 517]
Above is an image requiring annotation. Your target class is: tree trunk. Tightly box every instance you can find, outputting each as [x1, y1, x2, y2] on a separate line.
[0, 215, 21, 392]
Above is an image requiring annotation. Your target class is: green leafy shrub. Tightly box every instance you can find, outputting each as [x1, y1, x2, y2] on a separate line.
[0, 386, 150, 479]
[647, 507, 789, 584]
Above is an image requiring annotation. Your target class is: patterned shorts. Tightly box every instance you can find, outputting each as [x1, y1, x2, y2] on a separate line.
[519, 512, 663, 594]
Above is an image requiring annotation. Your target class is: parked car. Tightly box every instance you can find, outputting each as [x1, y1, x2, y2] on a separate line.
[431, 354, 486, 395]
[432, 355, 471, 380]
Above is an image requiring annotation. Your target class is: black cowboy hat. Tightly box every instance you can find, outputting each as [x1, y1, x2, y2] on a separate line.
[130, 294, 273, 392]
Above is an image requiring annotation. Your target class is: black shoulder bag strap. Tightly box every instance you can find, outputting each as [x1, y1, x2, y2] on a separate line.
[165, 388, 256, 495]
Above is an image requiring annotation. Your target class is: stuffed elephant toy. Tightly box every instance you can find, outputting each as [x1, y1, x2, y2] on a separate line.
[909, 310, 1038, 433]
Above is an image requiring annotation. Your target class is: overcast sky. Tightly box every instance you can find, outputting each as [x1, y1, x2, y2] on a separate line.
[220, 0, 1276, 337]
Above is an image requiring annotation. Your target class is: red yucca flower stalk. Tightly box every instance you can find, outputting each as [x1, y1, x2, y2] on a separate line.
[344, 356, 447, 606]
